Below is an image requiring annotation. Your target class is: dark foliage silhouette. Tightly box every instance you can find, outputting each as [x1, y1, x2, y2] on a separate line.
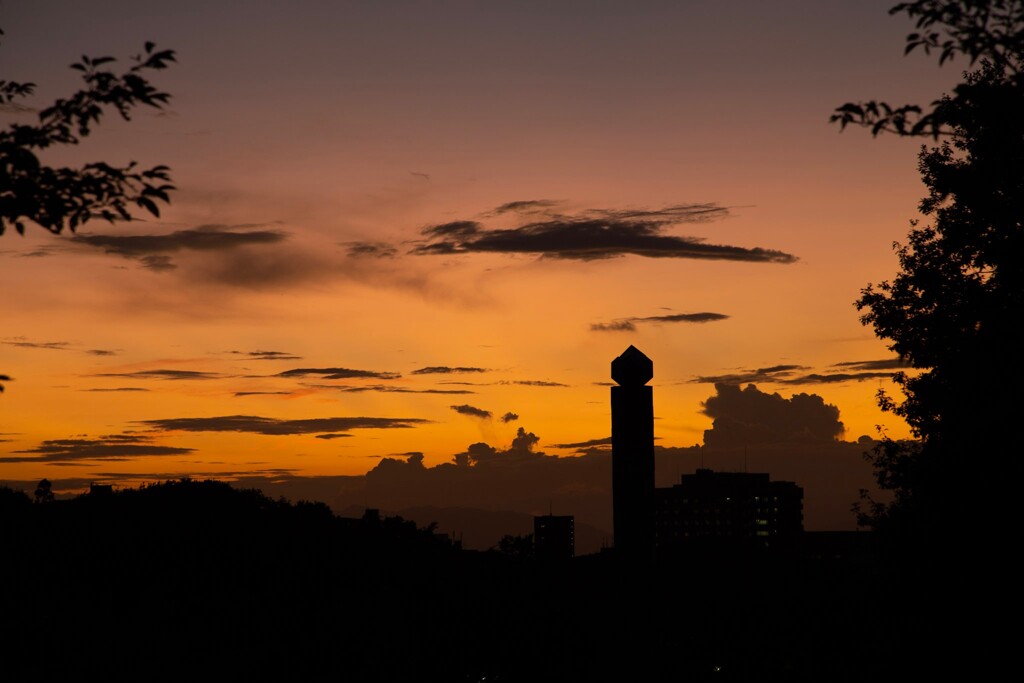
[832, 5, 1022, 677]
[33, 477, 53, 503]
[497, 532, 534, 558]
[0, 29, 176, 235]
[834, 1, 1024, 555]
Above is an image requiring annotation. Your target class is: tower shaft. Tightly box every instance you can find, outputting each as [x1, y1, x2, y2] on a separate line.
[610, 346, 656, 559]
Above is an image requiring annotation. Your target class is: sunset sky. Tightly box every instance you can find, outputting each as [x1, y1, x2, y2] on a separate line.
[2, 1, 962, 498]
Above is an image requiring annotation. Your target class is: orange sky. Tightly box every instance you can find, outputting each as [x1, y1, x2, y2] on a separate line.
[2, 1, 962, 492]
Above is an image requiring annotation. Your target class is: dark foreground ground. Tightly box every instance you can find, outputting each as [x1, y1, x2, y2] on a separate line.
[0, 480, 1011, 682]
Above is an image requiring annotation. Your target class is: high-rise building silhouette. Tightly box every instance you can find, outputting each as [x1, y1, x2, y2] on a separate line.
[654, 469, 803, 554]
[534, 514, 575, 560]
[610, 345, 655, 559]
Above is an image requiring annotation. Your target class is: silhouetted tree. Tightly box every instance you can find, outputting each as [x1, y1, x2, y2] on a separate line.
[0, 28, 176, 235]
[33, 478, 53, 504]
[833, 2, 1024, 551]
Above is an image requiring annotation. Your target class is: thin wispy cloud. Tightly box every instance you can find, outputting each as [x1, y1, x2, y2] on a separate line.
[411, 366, 489, 375]
[93, 370, 223, 381]
[550, 437, 612, 449]
[691, 365, 807, 385]
[692, 362, 899, 386]
[2, 339, 71, 351]
[344, 242, 398, 259]
[3, 339, 121, 356]
[2, 434, 194, 463]
[781, 371, 897, 385]
[831, 358, 910, 370]
[140, 414, 429, 436]
[330, 385, 474, 395]
[488, 199, 562, 216]
[591, 312, 729, 332]
[82, 387, 150, 393]
[229, 350, 303, 361]
[276, 367, 401, 380]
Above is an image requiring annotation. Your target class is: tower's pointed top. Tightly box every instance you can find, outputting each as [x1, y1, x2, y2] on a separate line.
[611, 345, 653, 386]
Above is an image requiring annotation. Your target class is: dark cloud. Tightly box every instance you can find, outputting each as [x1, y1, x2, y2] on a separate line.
[411, 366, 489, 375]
[831, 358, 910, 371]
[73, 224, 287, 271]
[509, 427, 540, 454]
[140, 414, 429, 436]
[233, 391, 294, 397]
[691, 365, 806, 385]
[502, 380, 569, 387]
[93, 370, 223, 380]
[314, 433, 354, 440]
[276, 367, 400, 380]
[344, 242, 398, 259]
[592, 312, 729, 331]
[1, 434, 194, 463]
[500, 412, 519, 423]
[230, 350, 303, 361]
[450, 404, 492, 419]
[410, 204, 797, 263]
[87, 349, 119, 356]
[83, 387, 150, 393]
[701, 384, 844, 448]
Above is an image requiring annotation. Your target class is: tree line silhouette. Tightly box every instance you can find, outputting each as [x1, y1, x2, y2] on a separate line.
[0, 476, 970, 682]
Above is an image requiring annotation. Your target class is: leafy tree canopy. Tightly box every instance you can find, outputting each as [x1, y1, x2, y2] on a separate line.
[834, 1, 1024, 548]
[0, 29, 176, 235]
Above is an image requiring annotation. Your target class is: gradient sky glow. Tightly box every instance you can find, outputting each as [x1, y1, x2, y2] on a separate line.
[2, 1, 962, 498]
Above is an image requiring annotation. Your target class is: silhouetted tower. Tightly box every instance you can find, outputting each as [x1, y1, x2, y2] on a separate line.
[611, 345, 655, 559]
